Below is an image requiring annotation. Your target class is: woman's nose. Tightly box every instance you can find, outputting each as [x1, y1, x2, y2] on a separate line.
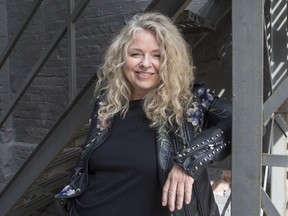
[140, 56, 151, 68]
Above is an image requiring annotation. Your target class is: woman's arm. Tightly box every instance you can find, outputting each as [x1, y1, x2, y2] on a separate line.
[162, 87, 232, 211]
[174, 96, 232, 179]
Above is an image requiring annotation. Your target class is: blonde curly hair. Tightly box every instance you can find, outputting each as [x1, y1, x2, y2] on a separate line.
[95, 12, 194, 133]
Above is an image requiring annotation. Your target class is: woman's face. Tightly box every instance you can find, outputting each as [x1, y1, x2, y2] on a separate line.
[124, 29, 162, 100]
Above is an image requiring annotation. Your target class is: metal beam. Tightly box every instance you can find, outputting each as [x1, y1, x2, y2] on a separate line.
[145, 0, 192, 21]
[263, 76, 288, 123]
[70, 0, 91, 23]
[270, 116, 287, 215]
[275, 114, 288, 136]
[68, 0, 77, 100]
[0, 0, 44, 71]
[66, 0, 92, 101]
[270, 0, 287, 91]
[231, 0, 263, 215]
[262, 154, 288, 167]
[263, 1, 273, 101]
[0, 74, 96, 215]
[261, 189, 281, 216]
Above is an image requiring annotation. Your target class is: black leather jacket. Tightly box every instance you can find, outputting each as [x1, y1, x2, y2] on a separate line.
[56, 85, 232, 216]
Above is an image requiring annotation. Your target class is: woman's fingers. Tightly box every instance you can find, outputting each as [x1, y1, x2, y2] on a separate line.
[162, 164, 194, 212]
[176, 182, 184, 210]
[162, 175, 177, 211]
[184, 180, 192, 204]
[162, 178, 170, 207]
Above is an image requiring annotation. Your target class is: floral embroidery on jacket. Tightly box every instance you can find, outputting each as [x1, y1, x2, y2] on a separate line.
[186, 102, 201, 126]
[186, 87, 214, 132]
[198, 87, 214, 109]
[56, 185, 76, 197]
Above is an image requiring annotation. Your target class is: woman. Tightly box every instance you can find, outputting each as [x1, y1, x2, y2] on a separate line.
[56, 12, 232, 216]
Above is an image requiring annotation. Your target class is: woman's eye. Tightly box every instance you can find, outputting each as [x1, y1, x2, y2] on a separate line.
[153, 54, 161, 59]
[131, 53, 141, 57]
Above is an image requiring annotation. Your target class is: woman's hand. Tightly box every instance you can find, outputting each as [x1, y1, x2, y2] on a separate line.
[162, 163, 194, 212]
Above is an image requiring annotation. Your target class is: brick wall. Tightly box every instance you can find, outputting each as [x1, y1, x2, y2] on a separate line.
[6, 0, 149, 143]
[0, 0, 13, 192]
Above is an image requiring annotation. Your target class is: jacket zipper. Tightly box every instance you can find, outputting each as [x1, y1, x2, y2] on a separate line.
[183, 141, 222, 176]
[180, 140, 222, 159]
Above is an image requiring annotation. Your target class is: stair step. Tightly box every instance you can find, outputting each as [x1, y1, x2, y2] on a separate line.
[177, 9, 216, 33]
[6, 146, 82, 215]
[7, 194, 53, 216]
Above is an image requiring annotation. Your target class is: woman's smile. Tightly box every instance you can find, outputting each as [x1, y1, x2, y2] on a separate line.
[135, 71, 156, 79]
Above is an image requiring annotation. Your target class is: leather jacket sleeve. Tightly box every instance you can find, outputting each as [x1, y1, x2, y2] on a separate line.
[174, 96, 232, 179]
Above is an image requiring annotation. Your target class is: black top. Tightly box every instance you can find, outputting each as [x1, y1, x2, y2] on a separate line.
[73, 100, 169, 216]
